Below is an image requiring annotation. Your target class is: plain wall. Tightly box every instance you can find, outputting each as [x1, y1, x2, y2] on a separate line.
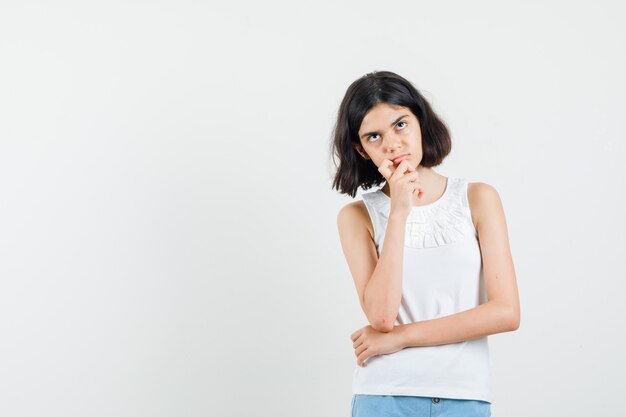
[1, 1, 624, 416]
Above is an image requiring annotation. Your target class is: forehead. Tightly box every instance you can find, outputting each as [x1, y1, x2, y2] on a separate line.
[359, 103, 412, 132]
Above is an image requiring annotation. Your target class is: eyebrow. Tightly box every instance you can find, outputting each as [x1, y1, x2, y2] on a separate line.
[360, 115, 410, 139]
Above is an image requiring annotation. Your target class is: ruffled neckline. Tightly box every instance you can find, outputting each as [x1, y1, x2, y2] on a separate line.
[370, 177, 472, 249]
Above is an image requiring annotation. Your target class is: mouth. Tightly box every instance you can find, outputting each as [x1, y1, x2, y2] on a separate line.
[392, 154, 409, 164]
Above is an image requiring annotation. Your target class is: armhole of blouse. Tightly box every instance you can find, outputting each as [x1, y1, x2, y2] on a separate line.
[361, 193, 379, 252]
[463, 180, 479, 236]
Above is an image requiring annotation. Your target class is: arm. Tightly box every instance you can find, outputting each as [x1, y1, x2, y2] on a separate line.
[395, 300, 518, 347]
[362, 212, 409, 332]
[395, 182, 521, 347]
[337, 204, 407, 333]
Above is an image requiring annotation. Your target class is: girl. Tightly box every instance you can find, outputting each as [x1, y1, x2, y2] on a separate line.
[331, 71, 520, 417]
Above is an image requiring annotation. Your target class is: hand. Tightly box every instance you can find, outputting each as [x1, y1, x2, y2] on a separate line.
[350, 324, 406, 367]
[377, 159, 424, 216]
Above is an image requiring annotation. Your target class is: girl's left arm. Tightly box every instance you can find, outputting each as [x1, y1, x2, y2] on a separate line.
[395, 182, 521, 347]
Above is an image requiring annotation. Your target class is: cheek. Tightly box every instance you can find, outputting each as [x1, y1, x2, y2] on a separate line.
[408, 129, 422, 144]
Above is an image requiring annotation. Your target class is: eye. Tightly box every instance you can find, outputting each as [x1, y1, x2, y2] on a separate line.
[366, 121, 408, 143]
[367, 134, 380, 143]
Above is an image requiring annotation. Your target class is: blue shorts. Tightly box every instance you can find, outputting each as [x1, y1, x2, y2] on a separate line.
[350, 394, 491, 417]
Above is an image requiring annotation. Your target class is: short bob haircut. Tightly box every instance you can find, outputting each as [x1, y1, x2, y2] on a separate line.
[330, 70, 452, 198]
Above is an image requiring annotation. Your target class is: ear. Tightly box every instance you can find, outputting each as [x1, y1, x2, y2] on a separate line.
[352, 142, 370, 160]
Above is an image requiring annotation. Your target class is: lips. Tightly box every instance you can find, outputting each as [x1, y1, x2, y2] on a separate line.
[392, 154, 409, 164]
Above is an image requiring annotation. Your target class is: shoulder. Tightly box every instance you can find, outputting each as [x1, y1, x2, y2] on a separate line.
[467, 182, 505, 229]
[336, 200, 374, 241]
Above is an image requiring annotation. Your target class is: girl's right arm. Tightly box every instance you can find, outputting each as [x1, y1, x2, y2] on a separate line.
[337, 159, 422, 332]
[337, 203, 408, 332]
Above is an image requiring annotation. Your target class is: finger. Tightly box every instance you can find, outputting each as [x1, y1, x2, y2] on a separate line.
[355, 343, 368, 358]
[357, 349, 370, 367]
[400, 159, 417, 174]
[405, 172, 419, 182]
[413, 182, 425, 198]
[353, 337, 364, 349]
[398, 159, 415, 175]
[389, 159, 412, 180]
[377, 159, 393, 179]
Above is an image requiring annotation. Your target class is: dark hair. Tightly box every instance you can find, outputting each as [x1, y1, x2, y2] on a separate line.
[329, 71, 452, 198]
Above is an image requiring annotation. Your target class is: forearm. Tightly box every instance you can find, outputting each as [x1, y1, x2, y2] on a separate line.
[363, 213, 407, 332]
[395, 301, 519, 347]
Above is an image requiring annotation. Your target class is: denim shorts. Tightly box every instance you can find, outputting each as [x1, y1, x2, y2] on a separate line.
[350, 394, 491, 417]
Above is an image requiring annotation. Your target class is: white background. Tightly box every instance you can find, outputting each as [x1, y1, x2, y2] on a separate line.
[1, 1, 625, 416]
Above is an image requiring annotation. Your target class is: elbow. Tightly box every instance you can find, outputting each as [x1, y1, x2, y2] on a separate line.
[507, 308, 520, 331]
[371, 316, 395, 333]
[363, 296, 397, 333]
[494, 301, 519, 332]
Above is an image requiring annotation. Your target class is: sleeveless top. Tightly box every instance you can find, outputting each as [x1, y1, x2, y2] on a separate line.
[352, 176, 492, 403]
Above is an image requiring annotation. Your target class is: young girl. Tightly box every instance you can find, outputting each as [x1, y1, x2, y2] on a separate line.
[331, 71, 520, 417]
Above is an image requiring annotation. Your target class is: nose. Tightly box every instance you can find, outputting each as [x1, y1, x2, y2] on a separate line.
[385, 133, 403, 153]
